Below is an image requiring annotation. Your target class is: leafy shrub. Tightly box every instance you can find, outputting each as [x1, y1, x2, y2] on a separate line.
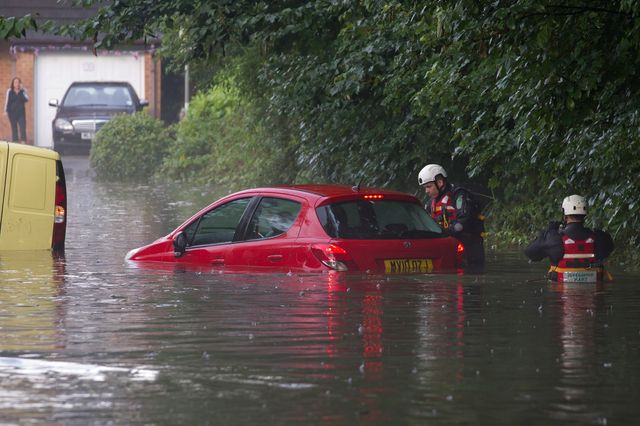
[160, 80, 295, 189]
[90, 112, 171, 180]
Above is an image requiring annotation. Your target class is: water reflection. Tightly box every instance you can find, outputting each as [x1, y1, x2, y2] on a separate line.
[1, 156, 639, 424]
[0, 251, 65, 351]
[550, 282, 610, 423]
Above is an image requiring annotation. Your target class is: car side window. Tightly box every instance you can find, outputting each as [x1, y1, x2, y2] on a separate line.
[245, 197, 301, 240]
[183, 198, 252, 247]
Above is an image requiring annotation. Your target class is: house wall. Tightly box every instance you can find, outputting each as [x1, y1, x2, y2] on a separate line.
[144, 54, 162, 118]
[0, 51, 35, 144]
[0, 43, 161, 146]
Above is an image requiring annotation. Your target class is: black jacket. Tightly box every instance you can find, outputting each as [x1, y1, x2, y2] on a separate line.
[4, 88, 28, 117]
[524, 221, 614, 265]
[426, 183, 484, 237]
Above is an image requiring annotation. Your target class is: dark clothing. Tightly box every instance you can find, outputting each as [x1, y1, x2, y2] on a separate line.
[524, 221, 614, 265]
[5, 88, 28, 142]
[10, 114, 26, 142]
[427, 183, 486, 271]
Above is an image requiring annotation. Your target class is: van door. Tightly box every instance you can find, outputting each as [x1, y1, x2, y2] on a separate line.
[0, 142, 7, 224]
[0, 143, 58, 250]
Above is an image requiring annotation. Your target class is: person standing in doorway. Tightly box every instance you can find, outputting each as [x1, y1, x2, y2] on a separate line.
[4, 77, 29, 143]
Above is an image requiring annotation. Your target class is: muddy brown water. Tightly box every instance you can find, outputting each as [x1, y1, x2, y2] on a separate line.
[0, 156, 638, 425]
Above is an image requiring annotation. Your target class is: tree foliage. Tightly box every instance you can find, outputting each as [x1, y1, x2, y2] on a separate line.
[50, 0, 640, 253]
[160, 75, 296, 189]
[0, 15, 37, 39]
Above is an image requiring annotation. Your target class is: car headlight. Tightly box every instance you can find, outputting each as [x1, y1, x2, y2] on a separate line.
[54, 118, 73, 132]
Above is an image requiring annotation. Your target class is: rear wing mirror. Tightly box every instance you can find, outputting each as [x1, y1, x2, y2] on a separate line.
[48, 99, 59, 107]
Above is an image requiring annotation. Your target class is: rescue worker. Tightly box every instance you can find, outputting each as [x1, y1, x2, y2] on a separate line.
[418, 164, 485, 271]
[524, 195, 614, 282]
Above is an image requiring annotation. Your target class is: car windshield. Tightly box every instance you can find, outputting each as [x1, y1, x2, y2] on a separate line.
[316, 199, 443, 239]
[63, 85, 133, 107]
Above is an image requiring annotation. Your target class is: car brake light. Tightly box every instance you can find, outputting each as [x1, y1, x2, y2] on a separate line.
[311, 243, 352, 271]
[363, 194, 384, 200]
[52, 161, 67, 252]
[457, 243, 465, 253]
[54, 205, 65, 224]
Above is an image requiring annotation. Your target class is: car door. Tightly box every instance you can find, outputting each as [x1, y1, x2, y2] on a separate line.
[226, 196, 304, 271]
[176, 197, 255, 268]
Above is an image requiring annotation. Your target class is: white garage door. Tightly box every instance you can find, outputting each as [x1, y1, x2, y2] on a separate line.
[34, 52, 145, 148]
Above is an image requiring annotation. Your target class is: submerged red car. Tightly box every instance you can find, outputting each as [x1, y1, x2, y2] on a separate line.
[126, 185, 464, 273]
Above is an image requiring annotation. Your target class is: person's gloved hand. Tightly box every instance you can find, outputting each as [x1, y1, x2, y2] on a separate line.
[448, 221, 464, 234]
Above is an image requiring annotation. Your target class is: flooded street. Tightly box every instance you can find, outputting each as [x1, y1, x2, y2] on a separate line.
[1, 156, 640, 425]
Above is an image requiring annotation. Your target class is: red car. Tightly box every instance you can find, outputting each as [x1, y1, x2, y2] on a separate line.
[126, 185, 464, 273]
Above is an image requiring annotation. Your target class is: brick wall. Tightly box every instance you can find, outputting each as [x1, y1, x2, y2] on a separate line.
[144, 53, 162, 118]
[0, 48, 35, 144]
[0, 44, 161, 146]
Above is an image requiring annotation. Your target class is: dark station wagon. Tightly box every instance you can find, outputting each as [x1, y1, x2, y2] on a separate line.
[48, 81, 148, 154]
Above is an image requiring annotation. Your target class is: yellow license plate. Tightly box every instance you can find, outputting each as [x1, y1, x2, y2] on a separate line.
[384, 259, 433, 274]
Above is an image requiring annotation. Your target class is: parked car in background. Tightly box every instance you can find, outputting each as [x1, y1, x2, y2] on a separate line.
[0, 141, 66, 251]
[126, 185, 464, 274]
[48, 81, 148, 154]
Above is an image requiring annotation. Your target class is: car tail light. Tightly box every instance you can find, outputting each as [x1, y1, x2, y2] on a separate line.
[311, 243, 352, 271]
[363, 194, 384, 200]
[52, 160, 67, 252]
[455, 242, 465, 268]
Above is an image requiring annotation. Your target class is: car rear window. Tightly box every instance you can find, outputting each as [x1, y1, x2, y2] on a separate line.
[316, 199, 443, 239]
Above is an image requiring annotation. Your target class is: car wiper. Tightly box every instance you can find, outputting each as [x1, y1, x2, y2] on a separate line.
[68, 103, 109, 107]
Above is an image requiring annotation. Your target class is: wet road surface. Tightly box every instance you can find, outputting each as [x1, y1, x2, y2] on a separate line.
[1, 156, 639, 424]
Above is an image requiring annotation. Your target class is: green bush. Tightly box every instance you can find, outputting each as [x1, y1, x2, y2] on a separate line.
[160, 80, 293, 189]
[90, 112, 171, 180]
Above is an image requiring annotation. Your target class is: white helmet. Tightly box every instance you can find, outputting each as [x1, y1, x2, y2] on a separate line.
[418, 164, 447, 186]
[562, 194, 587, 216]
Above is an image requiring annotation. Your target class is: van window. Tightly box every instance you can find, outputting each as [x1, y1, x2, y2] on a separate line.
[316, 199, 443, 239]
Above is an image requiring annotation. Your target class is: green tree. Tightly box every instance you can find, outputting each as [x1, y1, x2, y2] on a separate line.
[50, 1, 640, 256]
[160, 75, 296, 189]
[0, 15, 37, 39]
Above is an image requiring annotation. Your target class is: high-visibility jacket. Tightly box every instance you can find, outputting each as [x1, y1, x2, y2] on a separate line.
[430, 192, 457, 229]
[548, 233, 603, 282]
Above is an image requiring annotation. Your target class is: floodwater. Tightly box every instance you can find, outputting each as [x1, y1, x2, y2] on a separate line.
[1, 157, 639, 425]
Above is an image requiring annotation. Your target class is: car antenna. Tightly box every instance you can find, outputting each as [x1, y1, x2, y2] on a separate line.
[351, 180, 362, 192]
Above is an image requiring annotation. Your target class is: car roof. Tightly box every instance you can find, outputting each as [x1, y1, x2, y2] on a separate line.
[68, 81, 132, 86]
[230, 184, 418, 204]
[175, 184, 421, 235]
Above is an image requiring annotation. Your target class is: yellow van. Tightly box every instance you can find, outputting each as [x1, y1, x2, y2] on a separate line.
[0, 141, 66, 251]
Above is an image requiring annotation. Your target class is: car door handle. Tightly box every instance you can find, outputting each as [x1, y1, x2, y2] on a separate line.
[267, 254, 284, 263]
[211, 258, 225, 266]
